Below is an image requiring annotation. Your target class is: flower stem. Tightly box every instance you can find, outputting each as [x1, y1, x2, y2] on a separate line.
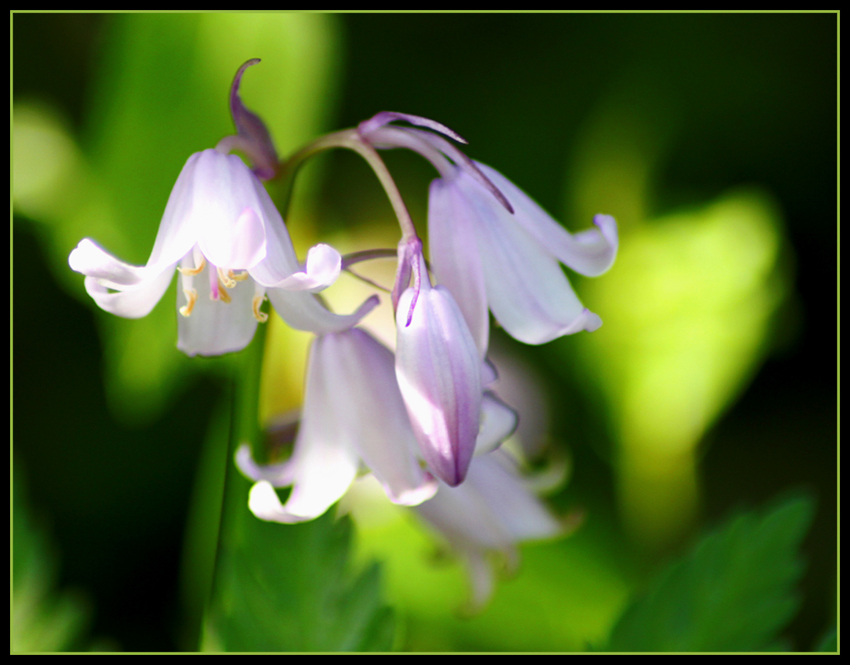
[278, 129, 420, 242]
[200, 323, 268, 648]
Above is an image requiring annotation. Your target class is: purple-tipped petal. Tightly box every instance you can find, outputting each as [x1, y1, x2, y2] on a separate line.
[395, 285, 482, 486]
[358, 111, 467, 144]
[391, 236, 423, 314]
[407, 130, 514, 214]
[229, 59, 278, 180]
[474, 162, 619, 276]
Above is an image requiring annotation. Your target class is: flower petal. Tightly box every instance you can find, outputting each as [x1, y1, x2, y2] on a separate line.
[456, 169, 599, 344]
[267, 290, 379, 335]
[474, 162, 619, 277]
[272, 243, 341, 292]
[176, 262, 258, 357]
[273, 336, 363, 521]
[468, 452, 563, 541]
[475, 392, 518, 456]
[69, 238, 150, 288]
[235, 443, 294, 487]
[146, 152, 204, 270]
[82, 267, 176, 319]
[428, 176, 490, 359]
[192, 150, 268, 270]
[395, 285, 482, 486]
[319, 329, 438, 506]
[416, 452, 561, 551]
[246, 176, 333, 290]
[71, 237, 176, 318]
[248, 481, 305, 524]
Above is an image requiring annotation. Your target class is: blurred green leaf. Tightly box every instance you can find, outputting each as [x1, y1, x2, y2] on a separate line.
[203, 478, 396, 652]
[342, 480, 633, 652]
[814, 626, 837, 653]
[204, 332, 395, 654]
[573, 188, 789, 547]
[12, 468, 93, 652]
[605, 494, 814, 652]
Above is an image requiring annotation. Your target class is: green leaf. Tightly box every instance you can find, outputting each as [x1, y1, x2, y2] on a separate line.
[605, 494, 814, 652]
[814, 626, 837, 653]
[203, 475, 396, 652]
[12, 467, 93, 652]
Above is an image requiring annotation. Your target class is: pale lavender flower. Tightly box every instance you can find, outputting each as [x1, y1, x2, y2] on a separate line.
[394, 247, 484, 487]
[68, 149, 377, 356]
[237, 327, 439, 523]
[359, 112, 619, 348]
[415, 450, 565, 611]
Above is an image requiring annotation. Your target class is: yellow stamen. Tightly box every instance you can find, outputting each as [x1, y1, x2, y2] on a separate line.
[177, 256, 206, 276]
[217, 266, 237, 289]
[216, 277, 232, 304]
[252, 295, 268, 322]
[179, 289, 198, 317]
[229, 269, 249, 282]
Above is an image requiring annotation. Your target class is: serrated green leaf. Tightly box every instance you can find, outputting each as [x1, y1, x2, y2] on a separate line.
[605, 494, 814, 652]
[203, 469, 396, 653]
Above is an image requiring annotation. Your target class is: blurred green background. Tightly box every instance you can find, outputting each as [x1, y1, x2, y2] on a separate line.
[12, 13, 836, 652]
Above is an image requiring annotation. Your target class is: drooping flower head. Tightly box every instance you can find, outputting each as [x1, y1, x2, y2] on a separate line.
[237, 326, 438, 523]
[69, 60, 374, 356]
[358, 111, 619, 348]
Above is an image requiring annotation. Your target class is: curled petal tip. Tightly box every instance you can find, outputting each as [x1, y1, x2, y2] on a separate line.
[228, 59, 278, 179]
[248, 481, 305, 524]
[274, 243, 341, 292]
[358, 111, 468, 144]
[384, 472, 439, 506]
[581, 309, 603, 332]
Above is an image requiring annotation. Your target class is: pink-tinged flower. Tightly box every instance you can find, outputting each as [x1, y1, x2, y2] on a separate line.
[69, 148, 372, 356]
[237, 327, 438, 523]
[359, 112, 618, 347]
[414, 450, 565, 611]
[394, 250, 483, 487]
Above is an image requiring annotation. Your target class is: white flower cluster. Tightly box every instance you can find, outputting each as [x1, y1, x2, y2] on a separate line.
[69, 62, 617, 607]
